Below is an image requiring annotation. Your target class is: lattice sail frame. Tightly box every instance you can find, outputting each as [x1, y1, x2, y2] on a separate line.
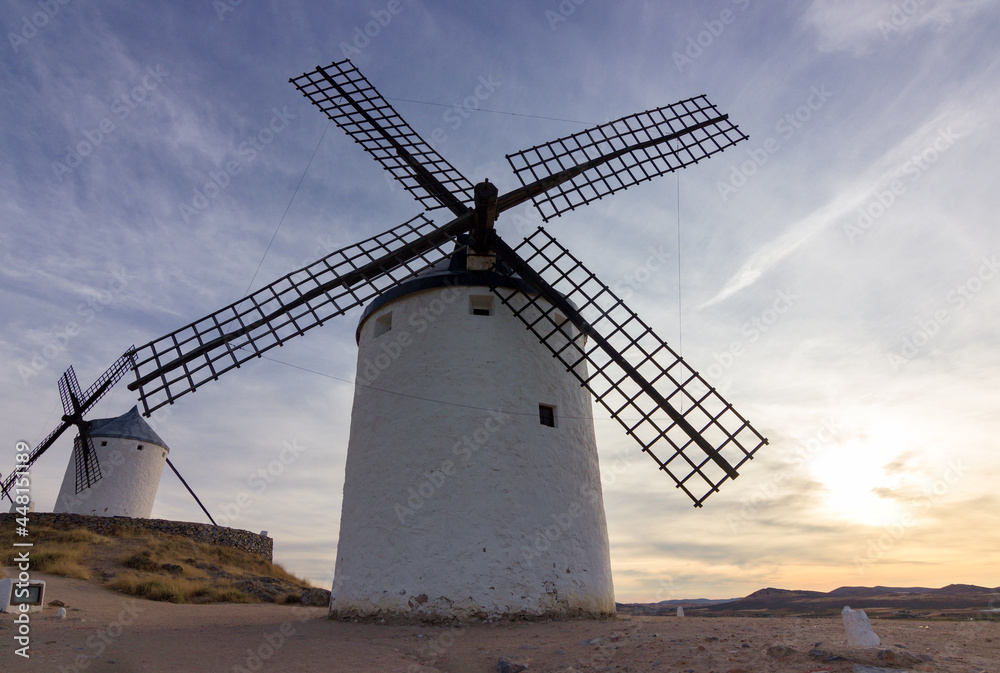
[130, 215, 457, 415]
[506, 96, 747, 222]
[1, 351, 134, 500]
[291, 59, 475, 214]
[491, 229, 767, 506]
[58, 367, 102, 492]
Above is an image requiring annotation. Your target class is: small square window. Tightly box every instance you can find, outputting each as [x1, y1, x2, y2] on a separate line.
[374, 312, 392, 337]
[469, 295, 494, 316]
[539, 404, 556, 428]
[137, 445, 144, 451]
[100, 441, 108, 446]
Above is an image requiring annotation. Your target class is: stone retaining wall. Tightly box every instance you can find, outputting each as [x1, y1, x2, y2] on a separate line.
[0, 512, 273, 562]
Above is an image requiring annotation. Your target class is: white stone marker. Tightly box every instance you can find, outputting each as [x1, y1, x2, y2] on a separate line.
[842, 605, 881, 648]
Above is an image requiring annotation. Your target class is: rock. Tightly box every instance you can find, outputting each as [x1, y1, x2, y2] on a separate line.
[766, 644, 795, 658]
[47, 600, 66, 607]
[496, 655, 528, 673]
[842, 606, 881, 648]
[56, 607, 67, 619]
[852, 666, 909, 673]
[810, 648, 848, 663]
[878, 649, 933, 666]
[161, 563, 183, 575]
[676, 605, 684, 617]
[299, 588, 331, 607]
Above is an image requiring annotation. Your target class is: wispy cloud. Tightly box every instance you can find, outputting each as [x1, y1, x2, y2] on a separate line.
[804, 0, 995, 53]
[702, 103, 981, 307]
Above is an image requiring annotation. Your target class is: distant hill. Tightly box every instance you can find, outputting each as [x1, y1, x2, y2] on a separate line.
[617, 584, 1000, 619]
[655, 597, 737, 607]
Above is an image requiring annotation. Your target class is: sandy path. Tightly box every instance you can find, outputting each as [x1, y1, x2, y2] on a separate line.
[1, 573, 997, 672]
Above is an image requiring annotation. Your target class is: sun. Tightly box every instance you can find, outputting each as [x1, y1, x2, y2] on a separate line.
[809, 437, 908, 527]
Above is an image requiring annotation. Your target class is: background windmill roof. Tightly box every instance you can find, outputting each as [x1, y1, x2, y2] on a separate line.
[89, 406, 169, 450]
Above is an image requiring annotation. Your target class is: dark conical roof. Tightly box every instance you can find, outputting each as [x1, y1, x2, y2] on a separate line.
[88, 405, 168, 450]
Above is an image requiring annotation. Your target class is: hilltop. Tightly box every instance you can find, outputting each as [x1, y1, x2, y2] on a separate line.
[0, 519, 316, 604]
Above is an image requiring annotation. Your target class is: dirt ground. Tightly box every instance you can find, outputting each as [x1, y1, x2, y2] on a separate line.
[1, 573, 997, 673]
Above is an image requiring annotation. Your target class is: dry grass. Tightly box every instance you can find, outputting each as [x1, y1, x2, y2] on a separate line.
[108, 572, 252, 604]
[0, 525, 107, 580]
[1, 522, 312, 604]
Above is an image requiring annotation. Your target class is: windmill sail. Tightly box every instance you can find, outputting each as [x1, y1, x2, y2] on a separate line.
[59, 367, 102, 492]
[490, 229, 767, 506]
[128, 213, 470, 415]
[1, 352, 133, 501]
[505, 96, 747, 222]
[291, 59, 475, 216]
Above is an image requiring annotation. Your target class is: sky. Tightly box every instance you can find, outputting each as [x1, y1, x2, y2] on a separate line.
[1, 0, 998, 603]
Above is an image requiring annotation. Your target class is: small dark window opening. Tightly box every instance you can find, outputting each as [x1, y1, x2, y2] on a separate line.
[469, 295, 494, 316]
[374, 312, 392, 337]
[137, 445, 144, 451]
[100, 441, 108, 446]
[539, 404, 556, 428]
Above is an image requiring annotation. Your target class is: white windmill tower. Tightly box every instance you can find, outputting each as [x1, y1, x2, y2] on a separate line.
[53, 405, 169, 518]
[334, 250, 614, 618]
[5, 59, 768, 621]
[3, 358, 221, 524]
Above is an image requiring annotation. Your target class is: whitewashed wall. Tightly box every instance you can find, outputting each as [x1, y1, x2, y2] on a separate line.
[331, 282, 615, 620]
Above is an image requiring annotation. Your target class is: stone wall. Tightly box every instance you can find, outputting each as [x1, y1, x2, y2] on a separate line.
[0, 512, 273, 562]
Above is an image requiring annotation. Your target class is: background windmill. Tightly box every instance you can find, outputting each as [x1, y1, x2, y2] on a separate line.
[2, 352, 134, 504]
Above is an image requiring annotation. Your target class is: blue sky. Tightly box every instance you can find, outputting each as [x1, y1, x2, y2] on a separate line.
[1, 0, 998, 601]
